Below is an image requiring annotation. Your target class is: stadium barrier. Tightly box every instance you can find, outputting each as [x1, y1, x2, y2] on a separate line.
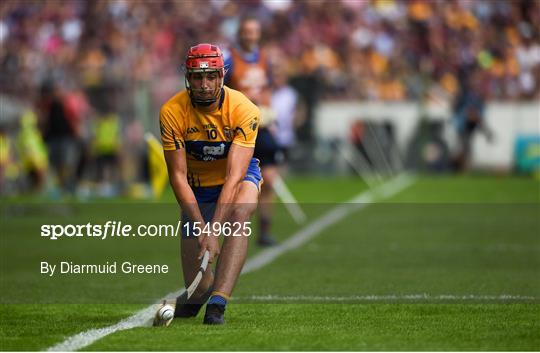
[315, 101, 539, 171]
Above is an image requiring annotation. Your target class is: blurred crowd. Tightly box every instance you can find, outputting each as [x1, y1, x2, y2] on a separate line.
[2, 0, 539, 103]
[1, 0, 539, 196]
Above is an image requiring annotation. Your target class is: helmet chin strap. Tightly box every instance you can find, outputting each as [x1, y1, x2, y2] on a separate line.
[192, 96, 217, 106]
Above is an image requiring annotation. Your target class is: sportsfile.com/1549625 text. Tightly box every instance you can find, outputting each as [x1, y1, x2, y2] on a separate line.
[40, 221, 252, 240]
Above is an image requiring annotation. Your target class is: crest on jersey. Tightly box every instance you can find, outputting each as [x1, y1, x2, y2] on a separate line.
[250, 117, 258, 131]
[223, 125, 233, 140]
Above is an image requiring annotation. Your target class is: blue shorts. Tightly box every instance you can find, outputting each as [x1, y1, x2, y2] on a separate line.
[181, 158, 261, 238]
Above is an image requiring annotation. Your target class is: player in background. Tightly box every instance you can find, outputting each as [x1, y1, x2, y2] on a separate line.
[224, 16, 279, 247]
[37, 81, 80, 194]
[270, 64, 305, 168]
[160, 44, 261, 325]
[452, 68, 493, 171]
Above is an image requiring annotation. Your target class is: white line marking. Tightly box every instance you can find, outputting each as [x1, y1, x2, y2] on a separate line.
[235, 294, 538, 302]
[46, 174, 415, 352]
[242, 173, 414, 274]
[46, 290, 181, 352]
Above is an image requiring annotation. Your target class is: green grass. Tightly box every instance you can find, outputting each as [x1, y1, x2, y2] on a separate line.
[1, 175, 539, 351]
[0, 304, 142, 351]
[86, 304, 539, 351]
[389, 174, 540, 203]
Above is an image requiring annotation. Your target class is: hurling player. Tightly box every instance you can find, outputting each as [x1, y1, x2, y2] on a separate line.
[159, 43, 261, 325]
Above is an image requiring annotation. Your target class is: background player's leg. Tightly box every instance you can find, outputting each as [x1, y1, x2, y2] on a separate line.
[254, 127, 280, 246]
[258, 165, 279, 246]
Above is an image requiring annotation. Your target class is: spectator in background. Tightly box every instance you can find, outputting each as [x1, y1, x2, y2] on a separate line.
[37, 81, 80, 194]
[516, 25, 540, 99]
[0, 124, 20, 195]
[16, 109, 48, 192]
[224, 15, 279, 247]
[1, 0, 539, 197]
[2, 0, 539, 104]
[91, 105, 121, 197]
[63, 84, 92, 187]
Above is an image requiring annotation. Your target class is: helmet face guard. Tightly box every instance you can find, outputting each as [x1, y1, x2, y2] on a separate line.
[185, 44, 225, 106]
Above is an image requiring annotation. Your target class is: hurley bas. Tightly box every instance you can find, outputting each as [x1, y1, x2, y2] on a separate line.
[40, 261, 169, 276]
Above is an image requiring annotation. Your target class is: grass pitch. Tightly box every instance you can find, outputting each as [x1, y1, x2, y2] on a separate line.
[1, 175, 539, 351]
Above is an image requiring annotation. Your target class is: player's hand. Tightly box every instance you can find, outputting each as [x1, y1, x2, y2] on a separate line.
[198, 233, 220, 263]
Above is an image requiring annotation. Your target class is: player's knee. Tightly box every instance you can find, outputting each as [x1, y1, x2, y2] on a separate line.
[230, 207, 248, 223]
[230, 204, 255, 223]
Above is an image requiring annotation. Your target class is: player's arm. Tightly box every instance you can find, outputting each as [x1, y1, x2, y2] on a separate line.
[214, 144, 254, 222]
[160, 105, 204, 224]
[164, 151, 220, 263]
[163, 149, 205, 225]
[211, 99, 259, 226]
[198, 97, 259, 260]
[197, 144, 253, 261]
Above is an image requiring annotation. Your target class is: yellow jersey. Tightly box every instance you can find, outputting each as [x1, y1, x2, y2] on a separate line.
[159, 86, 260, 187]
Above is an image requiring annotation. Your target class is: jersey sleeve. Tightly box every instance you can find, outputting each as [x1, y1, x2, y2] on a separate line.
[232, 99, 260, 148]
[159, 105, 184, 151]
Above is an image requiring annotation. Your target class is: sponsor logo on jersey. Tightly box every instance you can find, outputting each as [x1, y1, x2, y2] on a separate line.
[185, 141, 231, 161]
[187, 127, 200, 134]
[203, 143, 226, 156]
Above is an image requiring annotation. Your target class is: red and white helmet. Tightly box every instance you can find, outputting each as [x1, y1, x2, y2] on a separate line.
[186, 43, 225, 74]
[185, 43, 225, 106]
